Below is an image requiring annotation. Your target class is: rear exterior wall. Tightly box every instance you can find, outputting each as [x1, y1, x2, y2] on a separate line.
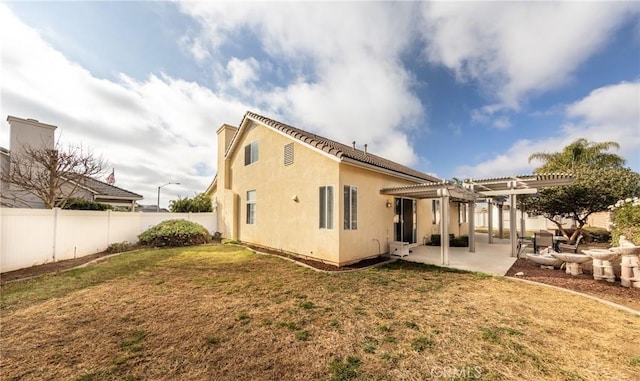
[226, 123, 341, 264]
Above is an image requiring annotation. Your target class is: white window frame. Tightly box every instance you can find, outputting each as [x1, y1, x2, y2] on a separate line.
[344, 185, 358, 230]
[246, 190, 256, 224]
[319, 185, 334, 229]
[244, 141, 259, 166]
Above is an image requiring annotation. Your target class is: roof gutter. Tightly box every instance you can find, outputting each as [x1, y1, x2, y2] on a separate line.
[94, 195, 143, 201]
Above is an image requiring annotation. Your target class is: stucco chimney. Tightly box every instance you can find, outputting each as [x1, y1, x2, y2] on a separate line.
[216, 123, 238, 190]
[364, 144, 368, 155]
[7, 116, 57, 157]
[352, 141, 356, 150]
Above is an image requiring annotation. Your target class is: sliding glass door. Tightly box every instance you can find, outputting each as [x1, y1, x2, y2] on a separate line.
[394, 198, 416, 243]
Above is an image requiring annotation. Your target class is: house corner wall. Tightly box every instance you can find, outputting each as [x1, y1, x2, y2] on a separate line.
[214, 124, 239, 239]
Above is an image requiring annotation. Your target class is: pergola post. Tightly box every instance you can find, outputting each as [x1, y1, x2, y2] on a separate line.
[468, 200, 475, 252]
[498, 203, 504, 239]
[438, 189, 450, 265]
[487, 198, 494, 244]
[509, 192, 518, 257]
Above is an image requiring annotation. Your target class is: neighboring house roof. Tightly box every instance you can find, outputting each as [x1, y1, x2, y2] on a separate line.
[2, 146, 142, 204]
[204, 174, 217, 196]
[227, 111, 441, 183]
[76, 176, 143, 200]
[137, 204, 169, 213]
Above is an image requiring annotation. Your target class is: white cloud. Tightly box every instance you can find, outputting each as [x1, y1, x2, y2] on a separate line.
[563, 81, 640, 167]
[454, 81, 640, 179]
[492, 117, 511, 130]
[226, 57, 260, 90]
[0, 4, 249, 206]
[420, 2, 637, 112]
[177, 1, 425, 166]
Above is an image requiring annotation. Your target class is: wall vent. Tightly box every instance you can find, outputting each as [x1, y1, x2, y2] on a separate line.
[284, 143, 294, 166]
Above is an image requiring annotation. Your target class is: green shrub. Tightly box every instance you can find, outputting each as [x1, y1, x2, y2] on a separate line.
[63, 198, 113, 211]
[451, 236, 469, 247]
[138, 219, 211, 247]
[169, 193, 212, 213]
[611, 198, 640, 245]
[222, 238, 240, 245]
[107, 241, 137, 253]
[428, 234, 468, 246]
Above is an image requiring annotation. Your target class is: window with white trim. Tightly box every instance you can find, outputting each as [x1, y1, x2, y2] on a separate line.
[432, 199, 440, 224]
[319, 186, 334, 229]
[244, 141, 259, 165]
[343, 185, 358, 230]
[246, 190, 256, 224]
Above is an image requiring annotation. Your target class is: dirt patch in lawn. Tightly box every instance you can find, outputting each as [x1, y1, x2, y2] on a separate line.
[1, 251, 115, 283]
[242, 242, 392, 271]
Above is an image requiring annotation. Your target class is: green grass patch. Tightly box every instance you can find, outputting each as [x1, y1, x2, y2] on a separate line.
[295, 330, 310, 341]
[278, 321, 300, 330]
[298, 300, 315, 309]
[1, 245, 255, 311]
[481, 326, 523, 344]
[362, 336, 378, 353]
[119, 330, 146, 353]
[328, 356, 361, 381]
[411, 336, 435, 352]
[404, 321, 419, 330]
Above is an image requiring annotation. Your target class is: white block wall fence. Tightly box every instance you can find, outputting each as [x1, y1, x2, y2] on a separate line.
[0, 208, 217, 273]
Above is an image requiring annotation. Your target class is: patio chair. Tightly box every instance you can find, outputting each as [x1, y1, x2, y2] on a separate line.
[517, 232, 533, 255]
[558, 235, 584, 253]
[533, 230, 553, 253]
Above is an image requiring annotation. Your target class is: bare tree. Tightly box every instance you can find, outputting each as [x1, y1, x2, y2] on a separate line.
[0, 142, 107, 208]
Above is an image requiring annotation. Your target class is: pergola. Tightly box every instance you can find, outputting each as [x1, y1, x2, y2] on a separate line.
[380, 174, 573, 265]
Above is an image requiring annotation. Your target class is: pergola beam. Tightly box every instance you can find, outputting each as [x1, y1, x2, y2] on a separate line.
[480, 188, 538, 196]
[379, 173, 573, 264]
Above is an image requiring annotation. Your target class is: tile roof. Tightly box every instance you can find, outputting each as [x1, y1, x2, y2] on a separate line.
[77, 176, 143, 200]
[241, 111, 440, 183]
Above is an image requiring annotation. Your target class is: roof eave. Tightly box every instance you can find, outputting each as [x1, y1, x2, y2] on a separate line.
[341, 158, 438, 184]
[204, 175, 217, 196]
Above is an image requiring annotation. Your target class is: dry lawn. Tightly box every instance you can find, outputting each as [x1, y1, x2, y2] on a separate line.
[1, 244, 639, 381]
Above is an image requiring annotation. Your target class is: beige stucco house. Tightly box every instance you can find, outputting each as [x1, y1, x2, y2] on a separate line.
[207, 111, 475, 266]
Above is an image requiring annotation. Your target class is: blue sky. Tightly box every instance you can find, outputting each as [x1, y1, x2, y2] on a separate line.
[1, 2, 639, 207]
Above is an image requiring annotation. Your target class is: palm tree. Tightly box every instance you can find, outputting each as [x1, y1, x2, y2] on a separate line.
[528, 138, 624, 173]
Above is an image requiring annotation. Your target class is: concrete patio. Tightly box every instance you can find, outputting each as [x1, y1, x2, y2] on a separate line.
[398, 233, 517, 276]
